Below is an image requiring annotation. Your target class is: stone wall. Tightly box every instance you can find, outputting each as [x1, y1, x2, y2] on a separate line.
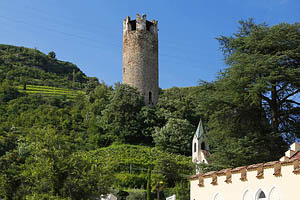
[122, 14, 159, 105]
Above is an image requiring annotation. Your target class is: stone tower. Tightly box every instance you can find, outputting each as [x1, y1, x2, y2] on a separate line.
[122, 14, 159, 105]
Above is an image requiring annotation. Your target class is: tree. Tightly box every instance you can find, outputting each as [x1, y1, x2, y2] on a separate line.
[48, 51, 56, 59]
[153, 118, 194, 155]
[146, 167, 152, 200]
[217, 20, 300, 140]
[198, 20, 300, 167]
[156, 87, 200, 127]
[85, 77, 100, 95]
[100, 83, 145, 144]
[0, 84, 22, 103]
[21, 127, 114, 199]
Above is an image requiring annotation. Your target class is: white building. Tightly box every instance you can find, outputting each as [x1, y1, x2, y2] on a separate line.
[190, 142, 300, 200]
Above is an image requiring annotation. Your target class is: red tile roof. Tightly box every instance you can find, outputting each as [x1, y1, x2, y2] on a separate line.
[190, 144, 300, 180]
[290, 151, 300, 159]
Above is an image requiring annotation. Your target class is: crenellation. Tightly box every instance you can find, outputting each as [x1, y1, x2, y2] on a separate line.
[211, 174, 218, 185]
[190, 156, 300, 188]
[136, 14, 146, 31]
[149, 20, 158, 33]
[123, 16, 132, 32]
[273, 162, 282, 176]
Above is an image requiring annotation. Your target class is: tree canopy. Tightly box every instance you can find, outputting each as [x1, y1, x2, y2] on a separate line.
[198, 20, 300, 167]
[217, 20, 300, 139]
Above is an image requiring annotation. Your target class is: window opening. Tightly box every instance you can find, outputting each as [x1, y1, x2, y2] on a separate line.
[194, 143, 197, 152]
[243, 190, 252, 200]
[149, 91, 152, 103]
[130, 20, 136, 30]
[201, 142, 206, 150]
[146, 21, 153, 31]
[257, 190, 266, 200]
[214, 193, 223, 200]
[259, 192, 266, 198]
[269, 187, 281, 200]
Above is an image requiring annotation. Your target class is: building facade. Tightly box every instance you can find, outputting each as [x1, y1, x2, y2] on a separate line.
[190, 142, 300, 200]
[122, 14, 159, 105]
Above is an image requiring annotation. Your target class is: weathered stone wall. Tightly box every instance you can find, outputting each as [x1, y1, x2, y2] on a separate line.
[122, 14, 159, 105]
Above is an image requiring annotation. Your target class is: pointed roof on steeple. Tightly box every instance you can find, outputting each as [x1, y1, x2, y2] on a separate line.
[195, 119, 206, 139]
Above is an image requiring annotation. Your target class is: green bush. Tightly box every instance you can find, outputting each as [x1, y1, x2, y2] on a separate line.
[115, 173, 147, 188]
[25, 194, 70, 200]
[126, 189, 146, 200]
[163, 182, 189, 200]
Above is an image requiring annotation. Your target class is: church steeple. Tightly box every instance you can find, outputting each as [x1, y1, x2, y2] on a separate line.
[195, 118, 206, 139]
[192, 119, 209, 166]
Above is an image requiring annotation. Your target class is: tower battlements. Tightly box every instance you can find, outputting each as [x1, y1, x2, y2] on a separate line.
[123, 14, 158, 34]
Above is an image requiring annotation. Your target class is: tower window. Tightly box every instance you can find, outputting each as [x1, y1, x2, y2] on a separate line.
[201, 142, 205, 150]
[149, 91, 152, 103]
[129, 20, 136, 30]
[194, 143, 196, 152]
[146, 21, 153, 31]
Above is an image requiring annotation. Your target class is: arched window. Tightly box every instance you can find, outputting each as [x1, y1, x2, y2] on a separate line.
[256, 190, 266, 200]
[194, 143, 197, 152]
[201, 142, 205, 150]
[268, 187, 281, 200]
[242, 189, 252, 200]
[213, 193, 224, 200]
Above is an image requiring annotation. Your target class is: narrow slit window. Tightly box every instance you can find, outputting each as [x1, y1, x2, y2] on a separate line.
[149, 91, 152, 103]
[194, 143, 197, 152]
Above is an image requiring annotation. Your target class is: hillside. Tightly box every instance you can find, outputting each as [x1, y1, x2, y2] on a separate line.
[0, 44, 201, 199]
[0, 44, 89, 89]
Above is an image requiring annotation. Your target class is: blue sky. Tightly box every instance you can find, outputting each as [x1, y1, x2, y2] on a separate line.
[0, 0, 299, 89]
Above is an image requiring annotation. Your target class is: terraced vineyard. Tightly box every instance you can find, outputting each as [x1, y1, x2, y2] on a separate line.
[17, 84, 85, 99]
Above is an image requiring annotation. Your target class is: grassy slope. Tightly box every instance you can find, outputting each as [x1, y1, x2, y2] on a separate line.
[16, 84, 85, 99]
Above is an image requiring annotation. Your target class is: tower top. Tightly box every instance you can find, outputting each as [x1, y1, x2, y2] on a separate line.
[194, 119, 206, 139]
[123, 14, 158, 33]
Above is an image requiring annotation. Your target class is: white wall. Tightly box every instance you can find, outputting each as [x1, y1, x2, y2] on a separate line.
[190, 164, 299, 200]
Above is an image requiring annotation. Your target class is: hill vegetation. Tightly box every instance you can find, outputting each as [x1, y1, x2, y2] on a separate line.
[1, 20, 300, 200]
[0, 44, 88, 88]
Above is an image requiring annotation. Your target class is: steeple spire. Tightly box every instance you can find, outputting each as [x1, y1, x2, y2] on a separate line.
[195, 119, 206, 139]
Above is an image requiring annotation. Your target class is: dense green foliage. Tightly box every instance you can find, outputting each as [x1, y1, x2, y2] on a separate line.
[0, 82, 196, 200]
[1, 20, 300, 200]
[153, 118, 194, 155]
[202, 20, 300, 167]
[0, 44, 88, 88]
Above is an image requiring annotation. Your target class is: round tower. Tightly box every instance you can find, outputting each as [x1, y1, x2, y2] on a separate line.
[122, 14, 159, 105]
